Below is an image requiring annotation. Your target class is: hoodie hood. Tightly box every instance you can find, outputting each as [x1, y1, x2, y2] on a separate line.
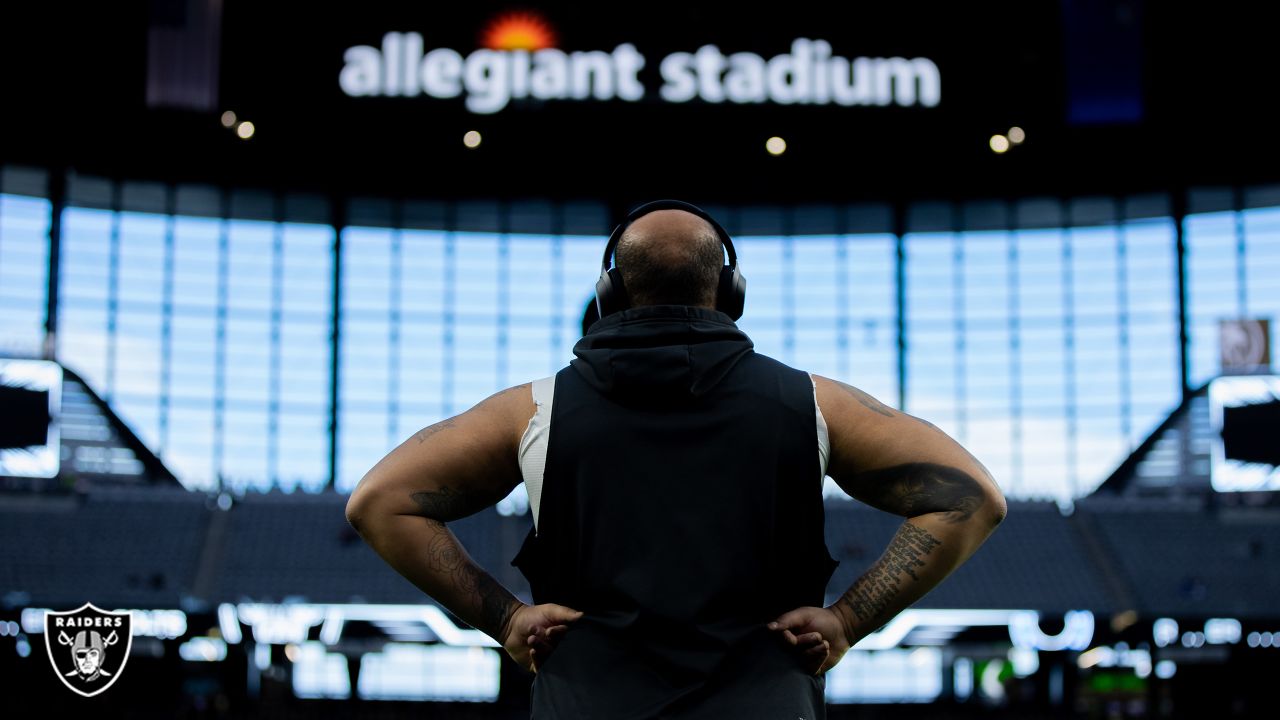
[570, 305, 754, 403]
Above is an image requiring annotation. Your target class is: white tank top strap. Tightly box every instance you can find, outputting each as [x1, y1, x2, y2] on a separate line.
[518, 375, 556, 531]
[809, 372, 831, 480]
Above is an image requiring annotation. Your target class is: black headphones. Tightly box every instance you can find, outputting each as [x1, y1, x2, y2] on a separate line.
[594, 199, 747, 320]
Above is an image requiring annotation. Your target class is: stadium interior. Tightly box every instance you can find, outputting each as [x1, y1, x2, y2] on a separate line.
[2, 2, 1279, 717]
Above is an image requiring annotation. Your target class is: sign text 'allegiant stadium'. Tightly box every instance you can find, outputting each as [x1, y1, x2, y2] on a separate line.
[340, 34, 941, 114]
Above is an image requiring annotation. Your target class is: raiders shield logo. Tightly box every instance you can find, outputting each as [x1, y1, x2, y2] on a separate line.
[43, 603, 133, 697]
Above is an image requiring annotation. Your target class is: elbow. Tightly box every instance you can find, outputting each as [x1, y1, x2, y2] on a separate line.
[344, 496, 367, 534]
[984, 488, 1008, 530]
[345, 479, 378, 535]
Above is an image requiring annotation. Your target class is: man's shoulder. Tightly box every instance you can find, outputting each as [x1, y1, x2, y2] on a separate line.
[735, 350, 813, 382]
[470, 382, 538, 447]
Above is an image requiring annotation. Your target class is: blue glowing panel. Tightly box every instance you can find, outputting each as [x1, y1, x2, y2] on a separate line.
[1243, 208, 1280, 371]
[825, 648, 943, 704]
[167, 216, 221, 490]
[357, 644, 500, 702]
[58, 207, 114, 395]
[0, 194, 51, 356]
[1209, 375, 1280, 492]
[1186, 211, 1241, 387]
[0, 359, 62, 478]
[734, 236, 787, 364]
[292, 642, 352, 700]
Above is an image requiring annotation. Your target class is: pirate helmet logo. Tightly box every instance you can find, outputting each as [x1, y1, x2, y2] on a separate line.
[43, 603, 133, 697]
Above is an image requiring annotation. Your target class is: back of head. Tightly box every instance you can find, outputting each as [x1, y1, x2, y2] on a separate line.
[614, 209, 724, 309]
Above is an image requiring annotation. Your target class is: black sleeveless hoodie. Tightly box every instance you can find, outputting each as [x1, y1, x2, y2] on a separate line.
[512, 304, 839, 719]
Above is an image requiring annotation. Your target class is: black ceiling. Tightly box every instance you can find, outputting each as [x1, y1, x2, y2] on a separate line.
[5, 1, 1279, 208]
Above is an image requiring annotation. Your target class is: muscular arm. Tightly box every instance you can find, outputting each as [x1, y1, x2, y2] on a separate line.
[814, 376, 1007, 647]
[343, 385, 534, 643]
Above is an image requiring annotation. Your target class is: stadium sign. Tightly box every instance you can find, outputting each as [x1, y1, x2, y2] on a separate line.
[339, 32, 941, 114]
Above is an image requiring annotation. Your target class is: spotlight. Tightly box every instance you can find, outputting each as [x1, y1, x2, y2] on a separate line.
[236, 121, 255, 140]
[463, 130, 482, 148]
[220, 111, 237, 128]
[1008, 126, 1026, 144]
[989, 135, 1010, 154]
[765, 136, 787, 156]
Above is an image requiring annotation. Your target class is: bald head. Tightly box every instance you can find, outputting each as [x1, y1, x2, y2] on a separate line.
[615, 209, 724, 309]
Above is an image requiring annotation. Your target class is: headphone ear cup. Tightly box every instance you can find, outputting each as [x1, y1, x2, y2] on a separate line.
[717, 266, 747, 320]
[595, 267, 630, 318]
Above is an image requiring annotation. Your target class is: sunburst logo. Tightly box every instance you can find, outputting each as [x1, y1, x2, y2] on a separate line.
[480, 10, 558, 51]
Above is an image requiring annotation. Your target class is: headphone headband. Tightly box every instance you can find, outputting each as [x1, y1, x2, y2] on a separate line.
[594, 199, 747, 322]
[599, 199, 738, 273]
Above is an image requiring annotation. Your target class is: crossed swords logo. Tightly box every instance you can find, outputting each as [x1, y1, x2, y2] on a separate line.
[56, 628, 121, 682]
[44, 603, 133, 697]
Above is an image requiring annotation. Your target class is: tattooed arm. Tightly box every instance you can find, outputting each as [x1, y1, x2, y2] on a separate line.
[344, 385, 584, 672]
[769, 376, 1005, 674]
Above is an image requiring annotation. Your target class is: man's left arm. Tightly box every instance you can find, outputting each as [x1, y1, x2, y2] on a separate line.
[344, 384, 581, 672]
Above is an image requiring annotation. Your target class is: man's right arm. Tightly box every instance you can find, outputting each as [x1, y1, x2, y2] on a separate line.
[769, 375, 1006, 674]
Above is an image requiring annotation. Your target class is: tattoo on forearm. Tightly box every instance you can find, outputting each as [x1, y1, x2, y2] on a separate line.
[424, 518, 518, 640]
[470, 564, 519, 640]
[839, 523, 942, 631]
[857, 463, 986, 523]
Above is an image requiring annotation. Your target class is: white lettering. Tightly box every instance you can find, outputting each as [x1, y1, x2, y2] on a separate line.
[465, 49, 509, 113]
[831, 56, 875, 106]
[766, 39, 810, 105]
[570, 50, 613, 100]
[659, 52, 696, 102]
[663, 40, 940, 108]
[531, 48, 569, 99]
[510, 49, 531, 99]
[401, 32, 423, 96]
[338, 36, 940, 111]
[725, 52, 765, 103]
[694, 45, 726, 102]
[53, 616, 122, 628]
[381, 32, 402, 96]
[421, 48, 463, 98]
[810, 40, 832, 104]
[339, 45, 382, 97]
[872, 57, 942, 107]
[612, 44, 645, 101]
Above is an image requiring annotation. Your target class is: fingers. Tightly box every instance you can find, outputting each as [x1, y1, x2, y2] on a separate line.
[795, 631, 825, 647]
[804, 640, 830, 676]
[526, 624, 569, 644]
[779, 629, 826, 647]
[543, 604, 586, 624]
[527, 632, 555, 656]
[768, 608, 812, 632]
[805, 639, 830, 656]
[762, 607, 803, 630]
[525, 623, 569, 675]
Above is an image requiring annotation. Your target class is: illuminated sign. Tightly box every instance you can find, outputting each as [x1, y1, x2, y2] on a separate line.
[0, 359, 62, 479]
[1208, 375, 1280, 491]
[340, 32, 941, 113]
